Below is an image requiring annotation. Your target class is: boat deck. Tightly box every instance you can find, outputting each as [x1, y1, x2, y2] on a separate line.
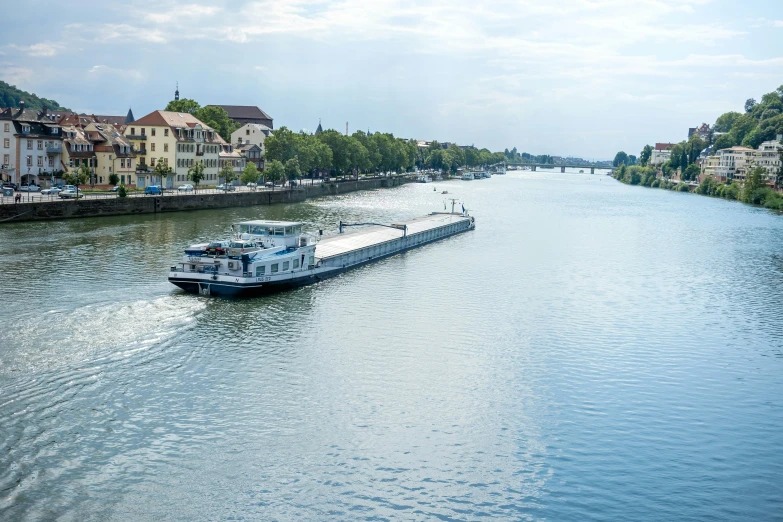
[315, 213, 469, 261]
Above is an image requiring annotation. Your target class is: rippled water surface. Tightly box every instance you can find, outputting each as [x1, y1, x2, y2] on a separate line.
[1, 172, 782, 521]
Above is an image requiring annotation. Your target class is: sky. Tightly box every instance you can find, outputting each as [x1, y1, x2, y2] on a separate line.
[0, 0, 782, 159]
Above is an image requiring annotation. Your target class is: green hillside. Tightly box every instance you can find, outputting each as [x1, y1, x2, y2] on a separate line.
[0, 80, 69, 111]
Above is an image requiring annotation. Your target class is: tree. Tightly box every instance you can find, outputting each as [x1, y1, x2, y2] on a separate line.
[743, 166, 766, 203]
[153, 158, 172, 187]
[683, 164, 700, 182]
[777, 146, 783, 188]
[165, 98, 200, 114]
[745, 98, 757, 113]
[264, 160, 285, 188]
[240, 162, 260, 188]
[713, 133, 735, 151]
[613, 151, 629, 167]
[63, 164, 89, 193]
[195, 105, 238, 142]
[187, 161, 205, 191]
[108, 173, 120, 186]
[639, 145, 653, 167]
[628, 154, 637, 166]
[284, 157, 301, 185]
[714, 111, 742, 133]
[220, 162, 236, 189]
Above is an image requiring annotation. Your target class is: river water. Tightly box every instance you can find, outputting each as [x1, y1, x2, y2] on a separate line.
[1, 171, 782, 521]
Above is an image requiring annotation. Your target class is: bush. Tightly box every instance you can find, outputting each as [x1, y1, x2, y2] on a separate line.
[651, 178, 660, 188]
[118, 185, 127, 198]
[676, 183, 690, 192]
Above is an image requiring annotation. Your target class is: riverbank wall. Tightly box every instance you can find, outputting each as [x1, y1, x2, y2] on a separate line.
[0, 177, 411, 223]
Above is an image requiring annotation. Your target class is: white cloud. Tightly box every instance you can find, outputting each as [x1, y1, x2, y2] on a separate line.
[8, 41, 65, 57]
[88, 65, 143, 81]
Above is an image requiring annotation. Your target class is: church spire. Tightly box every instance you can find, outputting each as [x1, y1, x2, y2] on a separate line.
[315, 118, 323, 135]
[175, 82, 180, 101]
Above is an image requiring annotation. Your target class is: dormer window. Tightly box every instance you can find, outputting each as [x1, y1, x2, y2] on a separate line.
[22, 125, 30, 133]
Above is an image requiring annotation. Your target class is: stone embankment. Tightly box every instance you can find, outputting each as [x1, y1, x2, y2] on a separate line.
[0, 178, 410, 223]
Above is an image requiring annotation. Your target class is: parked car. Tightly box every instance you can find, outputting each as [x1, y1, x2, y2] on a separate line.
[3, 183, 18, 191]
[41, 187, 62, 195]
[58, 189, 83, 199]
[288, 180, 298, 187]
[264, 181, 274, 188]
[246, 182, 257, 188]
[177, 184, 194, 192]
[19, 184, 41, 192]
[110, 185, 120, 192]
[216, 184, 236, 191]
[55, 183, 66, 190]
[144, 185, 162, 195]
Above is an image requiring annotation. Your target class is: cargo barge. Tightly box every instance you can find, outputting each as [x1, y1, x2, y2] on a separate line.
[168, 211, 475, 297]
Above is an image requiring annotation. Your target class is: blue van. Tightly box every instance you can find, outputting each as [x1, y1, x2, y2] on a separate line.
[144, 185, 162, 195]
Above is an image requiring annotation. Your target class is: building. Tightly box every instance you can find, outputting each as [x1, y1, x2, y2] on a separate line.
[0, 101, 64, 186]
[219, 144, 245, 183]
[124, 110, 225, 188]
[84, 122, 136, 186]
[712, 146, 756, 182]
[237, 143, 263, 170]
[649, 143, 674, 166]
[210, 105, 273, 129]
[688, 123, 710, 141]
[231, 123, 271, 153]
[756, 137, 781, 182]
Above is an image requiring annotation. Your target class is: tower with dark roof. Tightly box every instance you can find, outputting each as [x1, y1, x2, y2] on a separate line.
[315, 119, 323, 135]
[175, 82, 179, 101]
[125, 108, 135, 124]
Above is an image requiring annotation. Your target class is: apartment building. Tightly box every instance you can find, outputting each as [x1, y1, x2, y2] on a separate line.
[124, 111, 225, 188]
[0, 102, 64, 185]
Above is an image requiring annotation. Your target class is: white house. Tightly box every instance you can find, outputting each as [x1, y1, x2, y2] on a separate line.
[231, 123, 271, 153]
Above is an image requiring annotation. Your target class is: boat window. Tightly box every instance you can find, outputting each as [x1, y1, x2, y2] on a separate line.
[308, 255, 315, 266]
[293, 258, 300, 269]
[255, 265, 265, 276]
[282, 261, 290, 271]
[270, 263, 279, 273]
[274, 227, 284, 236]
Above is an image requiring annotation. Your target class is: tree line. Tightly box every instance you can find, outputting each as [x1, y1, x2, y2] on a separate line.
[0, 80, 69, 111]
[262, 127, 506, 181]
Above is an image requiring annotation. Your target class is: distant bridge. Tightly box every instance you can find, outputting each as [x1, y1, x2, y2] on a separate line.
[508, 163, 613, 174]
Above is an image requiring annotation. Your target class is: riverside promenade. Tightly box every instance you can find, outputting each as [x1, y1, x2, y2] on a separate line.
[0, 176, 412, 223]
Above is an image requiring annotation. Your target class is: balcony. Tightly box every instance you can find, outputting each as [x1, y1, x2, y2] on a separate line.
[126, 134, 147, 140]
[46, 144, 62, 155]
[137, 149, 148, 156]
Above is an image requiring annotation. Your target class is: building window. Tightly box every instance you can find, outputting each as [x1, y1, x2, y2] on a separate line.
[151, 128, 156, 136]
[3, 154, 9, 164]
[27, 139, 32, 149]
[3, 138, 8, 148]
[150, 158, 156, 167]
[164, 158, 168, 165]
[141, 128, 146, 136]
[3, 123, 8, 132]
[164, 129, 169, 137]
[37, 140, 43, 150]
[164, 143, 168, 152]
[22, 125, 30, 133]
[151, 143, 156, 152]
[37, 156, 43, 167]
[128, 159, 132, 168]
[48, 157, 54, 167]
[121, 159, 125, 168]
[26, 155, 32, 166]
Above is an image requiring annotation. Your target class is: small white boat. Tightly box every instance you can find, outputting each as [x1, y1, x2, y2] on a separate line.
[417, 175, 432, 183]
[461, 172, 474, 180]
